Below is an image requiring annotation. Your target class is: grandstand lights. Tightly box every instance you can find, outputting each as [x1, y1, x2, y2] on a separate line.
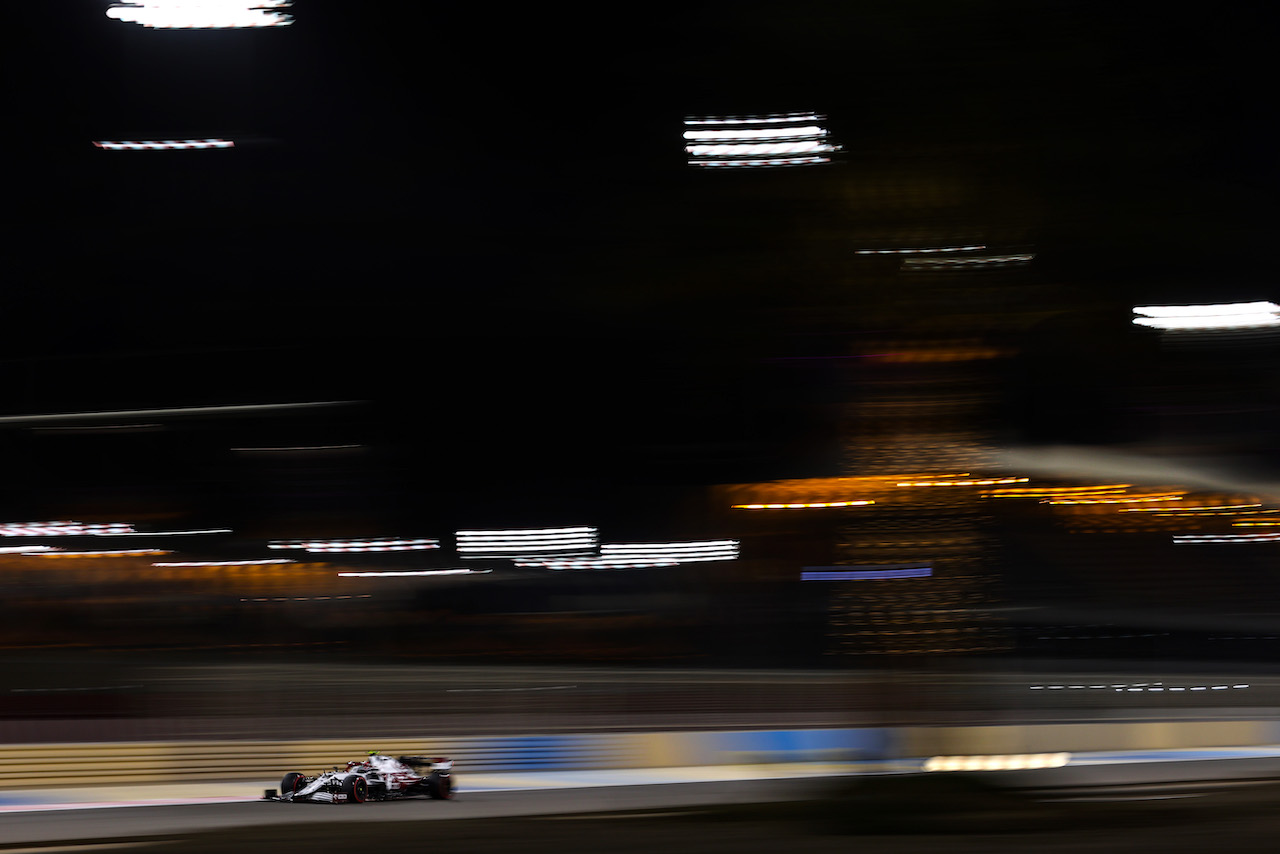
[1133, 301, 1280, 331]
[105, 1, 294, 29]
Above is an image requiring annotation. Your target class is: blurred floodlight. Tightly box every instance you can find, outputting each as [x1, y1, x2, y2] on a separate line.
[924, 753, 1070, 772]
[105, 1, 293, 29]
[684, 112, 839, 168]
[732, 500, 874, 509]
[1173, 532, 1279, 545]
[93, 139, 234, 150]
[0, 521, 134, 537]
[600, 540, 739, 563]
[1133, 301, 1280, 330]
[456, 526, 598, 559]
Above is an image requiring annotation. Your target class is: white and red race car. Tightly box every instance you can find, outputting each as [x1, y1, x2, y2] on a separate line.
[272, 752, 455, 803]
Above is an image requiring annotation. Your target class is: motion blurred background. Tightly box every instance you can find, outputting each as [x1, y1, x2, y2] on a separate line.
[3, 1, 1278, 741]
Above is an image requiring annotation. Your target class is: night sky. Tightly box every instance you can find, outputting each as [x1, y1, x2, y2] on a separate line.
[7, 2, 1278, 534]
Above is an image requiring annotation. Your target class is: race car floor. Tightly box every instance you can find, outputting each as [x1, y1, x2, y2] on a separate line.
[6, 747, 1280, 813]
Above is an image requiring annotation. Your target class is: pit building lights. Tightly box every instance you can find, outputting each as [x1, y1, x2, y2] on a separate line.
[1133, 302, 1280, 331]
[105, 1, 294, 29]
[683, 112, 838, 168]
[455, 527, 598, 559]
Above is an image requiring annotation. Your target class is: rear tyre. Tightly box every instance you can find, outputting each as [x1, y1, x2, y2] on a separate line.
[340, 774, 368, 803]
[280, 772, 307, 796]
[426, 771, 453, 800]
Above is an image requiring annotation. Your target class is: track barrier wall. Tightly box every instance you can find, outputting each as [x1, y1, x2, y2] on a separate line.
[3, 721, 1279, 788]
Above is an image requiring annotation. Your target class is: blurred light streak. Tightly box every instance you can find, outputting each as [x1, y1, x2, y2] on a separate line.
[0, 401, 359, 426]
[1045, 492, 1185, 505]
[0, 522, 134, 536]
[153, 558, 295, 566]
[26, 549, 171, 558]
[897, 477, 1028, 487]
[242, 595, 372, 601]
[924, 753, 1070, 771]
[902, 253, 1034, 270]
[983, 485, 1131, 498]
[232, 444, 362, 452]
[801, 565, 932, 581]
[337, 569, 488, 577]
[98, 528, 232, 537]
[105, 1, 293, 29]
[1173, 532, 1279, 544]
[1120, 503, 1261, 513]
[456, 527, 598, 558]
[601, 540, 739, 563]
[514, 559, 679, 570]
[1133, 301, 1280, 330]
[690, 156, 830, 168]
[732, 500, 874, 509]
[855, 245, 986, 255]
[270, 537, 439, 553]
[684, 113, 822, 126]
[0, 546, 56, 554]
[684, 112, 839, 168]
[93, 139, 235, 150]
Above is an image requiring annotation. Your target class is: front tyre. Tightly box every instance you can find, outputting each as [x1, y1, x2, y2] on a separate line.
[426, 770, 453, 800]
[280, 772, 307, 796]
[340, 774, 368, 803]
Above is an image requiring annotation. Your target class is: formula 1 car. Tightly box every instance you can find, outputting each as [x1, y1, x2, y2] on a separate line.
[270, 752, 454, 803]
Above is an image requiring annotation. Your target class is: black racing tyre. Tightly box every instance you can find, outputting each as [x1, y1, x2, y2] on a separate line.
[340, 774, 368, 803]
[280, 772, 307, 795]
[426, 771, 453, 800]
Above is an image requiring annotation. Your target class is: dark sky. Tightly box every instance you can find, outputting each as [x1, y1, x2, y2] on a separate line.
[7, 2, 1278, 532]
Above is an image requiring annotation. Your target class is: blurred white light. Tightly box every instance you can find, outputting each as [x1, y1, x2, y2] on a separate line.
[601, 540, 739, 563]
[93, 139, 235, 150]
[105, 1, 293, 29]
[153, 559, 295, 566]
[902, 253, 1034, 269]
[683, 126, 828, 141]
[99, 528, 232, 537]
[270, 537, 440, 553]
[0, 522, 134, 537]
[456, 526, 598, 558]
[1173, 532, 1279, 544]
[855, 245, 986, 255]
[684, 112, 838, 168]
[1133, 301, 1280, 331]
[337, 569, 487, 577]
[684, 113, 823, 126]
[514, 559, 679, 570]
